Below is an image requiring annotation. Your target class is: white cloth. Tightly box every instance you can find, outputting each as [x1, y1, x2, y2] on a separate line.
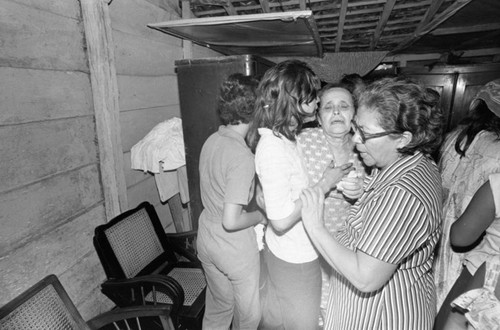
[131, 117, 185, 173]
[131, 117, 190, 203]
[451, 256, 500, 330]
[255, 128, 317, 263]
[153, 166, 190, 203]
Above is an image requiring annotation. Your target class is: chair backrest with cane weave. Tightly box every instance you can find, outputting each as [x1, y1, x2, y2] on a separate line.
[0, 275, 90, 330]
[94, 202, 178, 279]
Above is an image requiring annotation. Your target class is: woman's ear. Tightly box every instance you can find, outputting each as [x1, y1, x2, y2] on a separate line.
[398, 131, 413, 148]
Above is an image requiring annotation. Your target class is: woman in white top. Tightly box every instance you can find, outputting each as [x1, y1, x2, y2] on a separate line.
[247, 60, 354, 330]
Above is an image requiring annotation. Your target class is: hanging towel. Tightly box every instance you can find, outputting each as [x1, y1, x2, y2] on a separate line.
[131, 117, 190, 203]
[131, 117, 186, 173]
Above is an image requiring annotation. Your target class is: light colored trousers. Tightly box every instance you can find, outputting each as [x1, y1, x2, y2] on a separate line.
[198, 234, 261, 330]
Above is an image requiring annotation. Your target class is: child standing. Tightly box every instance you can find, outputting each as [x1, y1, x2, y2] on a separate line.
[247, 60, 352, 329]
[197, 73, 266, 329]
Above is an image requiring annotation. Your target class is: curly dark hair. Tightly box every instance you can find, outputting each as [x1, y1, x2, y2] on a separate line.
[454, 99, 500, 157]
[358, 77, 444, 156]
[218, 73, 259, 125]
[247, 60, 321, 150]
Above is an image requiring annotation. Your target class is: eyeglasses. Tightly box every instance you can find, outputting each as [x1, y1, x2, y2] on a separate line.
[351, 120, 399, 144]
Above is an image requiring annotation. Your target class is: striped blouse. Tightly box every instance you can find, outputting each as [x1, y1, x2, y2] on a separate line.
[324, 152, 442, 330]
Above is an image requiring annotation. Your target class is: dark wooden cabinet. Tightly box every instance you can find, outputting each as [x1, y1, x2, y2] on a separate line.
[175, 55, 273, 229]
[401, 63, 500, 133]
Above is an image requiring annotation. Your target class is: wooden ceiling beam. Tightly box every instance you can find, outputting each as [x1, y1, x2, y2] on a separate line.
[313, 0, 429, 14]
[384, 48, 500, 65]
[223, 0, 237, 15]
[419, 0, 444, 28]
[259, 0, 270, 13]
[392, 0, 472, 54]
[192, 0, 297, 16]
[317, 15, 422, 31]
[335, 0, 349, 52]
[431, 23, 500, 35]
[370, 0, 397, 50]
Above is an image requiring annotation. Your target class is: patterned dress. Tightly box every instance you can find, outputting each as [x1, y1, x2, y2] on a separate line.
[297, 128, 367, 322]
[435, 129, 500, 310]
[325, 152, 442, 330]
[298, 128, 366, 233]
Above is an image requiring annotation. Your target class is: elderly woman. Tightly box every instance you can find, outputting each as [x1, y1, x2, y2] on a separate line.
[299, 84, 367, 233]
[297, 84, 368, 323]
[300, 77, 444, 329]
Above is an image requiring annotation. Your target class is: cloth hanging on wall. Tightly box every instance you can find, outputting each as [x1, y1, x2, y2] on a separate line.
[131, 117, 190, 203]
[154, 166, 190, 203]
[131, 117, 186, 173]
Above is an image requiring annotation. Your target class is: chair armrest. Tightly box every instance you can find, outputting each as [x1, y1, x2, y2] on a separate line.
[165, 230, 199, 263]
[100, 275, 184, 317]
[87, 305, 174, 330]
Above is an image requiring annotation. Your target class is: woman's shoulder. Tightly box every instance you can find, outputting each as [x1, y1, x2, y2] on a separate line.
[256, 132, 289, 157]
[387, 154, 441, 198]
[297, 127, 325, 146]
[475, 131, 500, 150]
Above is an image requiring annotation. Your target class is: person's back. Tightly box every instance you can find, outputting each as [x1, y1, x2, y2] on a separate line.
[196, 73, 265, 330]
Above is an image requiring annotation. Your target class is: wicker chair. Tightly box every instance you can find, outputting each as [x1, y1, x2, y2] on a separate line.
[0, 274, 174, 330]
[93, 201, 206, 330]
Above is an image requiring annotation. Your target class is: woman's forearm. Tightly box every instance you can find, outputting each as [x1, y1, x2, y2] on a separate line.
[268, 199, 302, 233]
[307, 226, 363, 286]
[307, 225, 396, 292]
[222, 203, 265, 231]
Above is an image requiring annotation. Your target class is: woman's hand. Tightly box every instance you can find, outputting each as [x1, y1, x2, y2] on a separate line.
[339, 176, 364, 200]
[300, 187, 325, 233]
[318, 162, 353, 194]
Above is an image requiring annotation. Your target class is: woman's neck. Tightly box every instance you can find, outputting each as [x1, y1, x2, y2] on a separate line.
[324, 132, 352, 150]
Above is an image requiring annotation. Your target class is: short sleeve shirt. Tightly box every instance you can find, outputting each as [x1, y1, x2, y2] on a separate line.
[325, 152, 442, 330]
[199, 126, 255, 220]
[255, 128, 317, 263]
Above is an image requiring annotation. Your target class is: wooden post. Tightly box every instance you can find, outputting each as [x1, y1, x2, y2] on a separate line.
[182, 0, 193, 59]
[80, 0, 127, 220]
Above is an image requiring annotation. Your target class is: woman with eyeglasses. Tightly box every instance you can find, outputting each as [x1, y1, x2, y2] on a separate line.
[297, 83, 368, 326]
[300, 77, 444, 330]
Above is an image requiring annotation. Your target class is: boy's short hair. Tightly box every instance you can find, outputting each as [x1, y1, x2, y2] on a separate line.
[218, 73, 259, 125]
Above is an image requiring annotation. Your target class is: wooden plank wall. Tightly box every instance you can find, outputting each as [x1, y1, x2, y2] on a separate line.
[0, 0, 113, 318]
[0, 0, 220, 320]
[110, 0, 220, 231]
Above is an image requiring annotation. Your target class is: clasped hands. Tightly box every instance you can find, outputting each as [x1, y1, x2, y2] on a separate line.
[302, 162, 364, 232]
[318, 162, 364, 200]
